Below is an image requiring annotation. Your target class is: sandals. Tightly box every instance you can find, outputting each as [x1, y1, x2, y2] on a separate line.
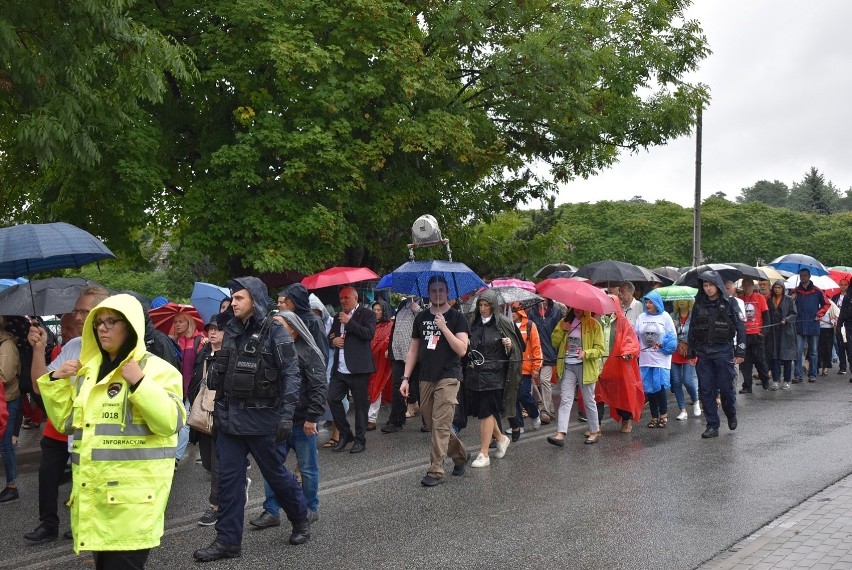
[647, 418, 660, 428]
[658, 415, 668, 428]
[322, 438, 339, 449]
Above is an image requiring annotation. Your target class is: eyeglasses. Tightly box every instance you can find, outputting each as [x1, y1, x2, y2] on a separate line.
[72, 309, 90, 317]
[92, 318, 125, 330]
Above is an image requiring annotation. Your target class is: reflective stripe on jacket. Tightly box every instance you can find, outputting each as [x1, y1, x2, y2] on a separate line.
[38, 294, 184, 554]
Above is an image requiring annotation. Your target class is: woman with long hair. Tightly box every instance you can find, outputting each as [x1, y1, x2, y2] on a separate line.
[766, 280, 798, 389]
[670, 299, 701, 420]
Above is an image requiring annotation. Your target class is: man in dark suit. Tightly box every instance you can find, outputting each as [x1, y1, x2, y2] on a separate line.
[327, 287, 376, 453]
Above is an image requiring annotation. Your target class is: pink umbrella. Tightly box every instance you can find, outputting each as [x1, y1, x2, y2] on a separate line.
[490, 278, 536, 292]
[536, 278, 617, 315]
[301, 266, 379, 289]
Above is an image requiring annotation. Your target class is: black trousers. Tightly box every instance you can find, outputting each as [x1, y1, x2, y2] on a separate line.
[94, 549, 150, 570]
[740, 334, 770, 390]
[38, 436, 70, 532]
[198, 431, 219, 507]
[387, 361, 419, 427]
[328, 371, 370, 445]
[835, 328, 848, 372]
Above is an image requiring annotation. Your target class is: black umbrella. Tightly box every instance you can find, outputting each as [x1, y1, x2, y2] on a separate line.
[651, 266, 683, 285]
[675, 264, 742, 288]
[722, 263, 767, 281]
[0, 222, 116, 278]
[533, 263, 578, 280]
[574, 260, 651, 284]
[0, 278, 104, 315]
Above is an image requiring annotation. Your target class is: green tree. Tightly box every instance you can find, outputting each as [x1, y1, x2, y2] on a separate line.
[736, 179, 789, 208]
[787, 167, 839, 214]
[4, 0, 710, 275]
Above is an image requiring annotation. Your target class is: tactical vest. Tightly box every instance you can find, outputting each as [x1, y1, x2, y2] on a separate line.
[691, 298, 736, 345]
[208, 317, 281, 406]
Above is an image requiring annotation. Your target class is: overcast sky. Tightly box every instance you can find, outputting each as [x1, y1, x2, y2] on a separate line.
[555, 0, 852, 208]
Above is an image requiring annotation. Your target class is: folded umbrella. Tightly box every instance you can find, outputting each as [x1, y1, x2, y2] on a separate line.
[301, 266, 379, 290]
[536, 278, 617, 315]
[191, 282, 231, 323]
[769, 253, 828, 276]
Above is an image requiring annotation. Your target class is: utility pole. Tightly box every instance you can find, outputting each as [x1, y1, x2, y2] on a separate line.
[692, 104, 703, 267]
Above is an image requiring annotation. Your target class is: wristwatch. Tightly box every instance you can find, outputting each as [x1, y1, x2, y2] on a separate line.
[401, 376, 410, 382]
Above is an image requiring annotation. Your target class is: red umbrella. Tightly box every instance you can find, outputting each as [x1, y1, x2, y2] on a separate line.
[536, 278, 617, 315]
[149, 302, 205, 335]
[301, 266, 379, 289]
[828, 269, 852, 287]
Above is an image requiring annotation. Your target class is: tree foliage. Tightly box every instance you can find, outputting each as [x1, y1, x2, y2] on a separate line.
[3, 0, 710, 276]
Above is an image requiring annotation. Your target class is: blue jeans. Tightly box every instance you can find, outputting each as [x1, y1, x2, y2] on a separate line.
[262, 424, 319, 514]
[510, 375, 540, 429]
[670, 362, 698, 410]
[0, 397, 20, 484]
[796, 334, 818, 379]
[770, 359, 792, 383]
[176, 398, 190, 460]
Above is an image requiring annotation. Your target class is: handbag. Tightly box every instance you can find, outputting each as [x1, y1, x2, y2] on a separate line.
[187, 361, 216, 435]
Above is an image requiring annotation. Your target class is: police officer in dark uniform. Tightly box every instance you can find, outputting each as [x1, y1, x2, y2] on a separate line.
[687, 270, 746, 439]
[194, 277, 310, 562]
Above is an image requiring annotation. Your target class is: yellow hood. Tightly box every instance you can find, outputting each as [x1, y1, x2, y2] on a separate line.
[79, 293, 147, 366]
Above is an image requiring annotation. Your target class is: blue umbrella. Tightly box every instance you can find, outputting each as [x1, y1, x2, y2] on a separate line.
[389, 260, 486, 299]
[769, 253, 829, 276]
[0, 277, 28, 292]
[191, 282, 230, 323]
[375, 273, 393, 290]
[0, 222, 116, 278]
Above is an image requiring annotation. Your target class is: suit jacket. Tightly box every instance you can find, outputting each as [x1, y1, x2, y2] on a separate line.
[329, 305, 376, 375]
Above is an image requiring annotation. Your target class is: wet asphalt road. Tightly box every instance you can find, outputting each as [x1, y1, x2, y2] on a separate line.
[3, 372, 852, 570]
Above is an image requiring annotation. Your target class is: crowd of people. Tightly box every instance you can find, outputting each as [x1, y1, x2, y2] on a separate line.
[0, 264, 849, 567]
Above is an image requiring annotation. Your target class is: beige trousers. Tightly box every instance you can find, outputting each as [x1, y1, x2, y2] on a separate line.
[419, 378, 466, 478]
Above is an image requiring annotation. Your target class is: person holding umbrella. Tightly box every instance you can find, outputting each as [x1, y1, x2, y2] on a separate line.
[794, 269, 829, 383]
[766, 280, 798, 390]
[0, 315, 21, 504]
[548, 306, 605, 446]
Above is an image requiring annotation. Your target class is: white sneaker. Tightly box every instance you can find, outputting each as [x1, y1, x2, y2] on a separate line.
[503, 427, 525, 435]
[470, 453, 490, 468]
[532, 416, 542, 430]
[692, 402, 702, 417]
[782, 382, 791, 390]
[492, 436, 511, 459]
[676, 410, 688, 421]
[769, 382, 779, 391]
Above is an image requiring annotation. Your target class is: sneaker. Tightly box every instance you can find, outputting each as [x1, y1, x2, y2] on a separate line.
[692, 401, 702, 417]
[197, 506, 218, 526]
[503, 427, 525, 435]
[531, 416, 542, 430]
[245, 477, 252, 504]
[782, 382, 791, 390]
[578, 414, 587, 423]
[308, 510, 319, 523]
[676, 410, 688, 421]
[492, 436, 511, 459]
[420, 474, 444, 487]
[769, 382, 779, 391]
[470, 453, 490, 468]
[0, 486, 19, 504]
[839, 370, 846, 375]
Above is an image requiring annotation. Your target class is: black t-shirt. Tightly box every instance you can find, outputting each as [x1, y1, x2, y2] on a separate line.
[412, 307, 470, 382]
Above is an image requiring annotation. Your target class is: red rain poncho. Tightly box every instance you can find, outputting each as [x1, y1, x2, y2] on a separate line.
[597, 295, 645, 422]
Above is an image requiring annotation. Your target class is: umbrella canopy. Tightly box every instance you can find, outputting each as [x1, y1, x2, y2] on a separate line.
[536, 278, 617, 315]
[461, 286, 543, 315]
[675, 264, 741, 288]
[533, 263, 578, 279]
[0, 277, 28, 292]
[769, 253, 828, 276]
[388, 260, 487, 299]
[149, 303, 205, 335]
[655, 285, 699, 302]
[490, 278, 537, 292]
[0, 222, 116, 278]
[830, 265, 852, 273]
[757, 265, 785, 282]
[375, 273, 393, 290]
[723, 263, 767, 281]
[651, 267, 683, 285]
[574, 260, 652, 284]
[786, 274, 840, 297]
[191, 282, 230, 323]
[828, 269, 852, 287]
[0, 277, 104, 316]
[301, 266, 379, 289]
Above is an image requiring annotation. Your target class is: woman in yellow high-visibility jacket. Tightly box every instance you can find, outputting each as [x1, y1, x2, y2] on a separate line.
[39, 294, 184, 570]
